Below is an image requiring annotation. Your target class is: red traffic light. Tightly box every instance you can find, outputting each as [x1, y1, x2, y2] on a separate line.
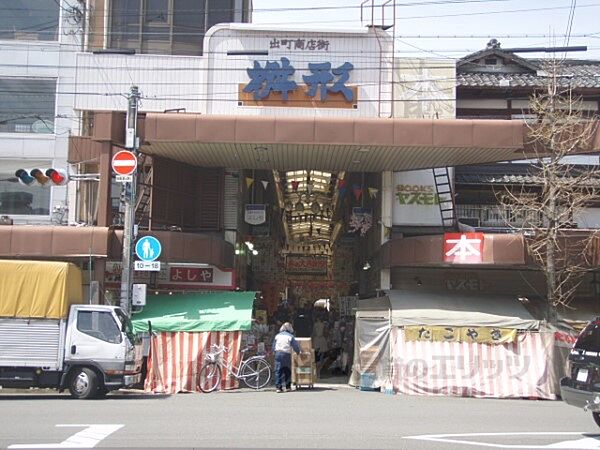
[14, 168, 67, 186]
[46, 169, 66, 185]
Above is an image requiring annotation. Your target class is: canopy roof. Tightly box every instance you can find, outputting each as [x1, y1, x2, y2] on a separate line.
[0, 260, 83, 319]
[131, 291, 255, 333]
[358, 290, 539, 330]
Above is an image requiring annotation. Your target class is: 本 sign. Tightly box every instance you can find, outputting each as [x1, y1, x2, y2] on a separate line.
[243, 58, 354, 102]
[444, 233, 484, 264]
[404, 326, 517, 345]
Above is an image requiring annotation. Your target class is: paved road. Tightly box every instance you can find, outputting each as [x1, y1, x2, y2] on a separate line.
[1, 382, 600, 449]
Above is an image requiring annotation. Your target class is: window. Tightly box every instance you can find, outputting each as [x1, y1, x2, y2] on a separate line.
[77, 311, 122, 344]
[110, 0, 242, 56]
[484, 58, 498, 65]
[0, 159, 51, 216]
[0, 0, 59, 41]
[0, 78, 56, 134]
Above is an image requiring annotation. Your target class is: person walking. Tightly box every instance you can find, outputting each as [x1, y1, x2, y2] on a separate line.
[272, 322, 300, 393]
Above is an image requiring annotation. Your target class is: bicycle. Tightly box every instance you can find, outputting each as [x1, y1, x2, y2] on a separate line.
[197, 344, 272, 393]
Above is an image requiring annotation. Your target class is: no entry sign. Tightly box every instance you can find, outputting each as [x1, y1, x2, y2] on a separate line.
[112, 150, 137, 176]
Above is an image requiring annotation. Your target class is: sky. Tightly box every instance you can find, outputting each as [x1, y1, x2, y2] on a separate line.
[251, 0, 600, 60]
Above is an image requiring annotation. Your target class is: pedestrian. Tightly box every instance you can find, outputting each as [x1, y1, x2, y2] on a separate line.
[272, 322, 300, 393]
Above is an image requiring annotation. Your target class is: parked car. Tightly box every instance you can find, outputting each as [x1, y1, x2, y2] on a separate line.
[560, 319, 600, 426]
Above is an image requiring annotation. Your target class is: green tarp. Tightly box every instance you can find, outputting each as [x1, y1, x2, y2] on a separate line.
[131, 291, 255, 333]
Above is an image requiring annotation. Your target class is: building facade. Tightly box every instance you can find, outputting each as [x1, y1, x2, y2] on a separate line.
[2, 5, 600, 319]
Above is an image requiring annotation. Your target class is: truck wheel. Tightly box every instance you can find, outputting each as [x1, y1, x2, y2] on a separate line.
[69, 368, 98, 399]
[593, 412, 600, 428]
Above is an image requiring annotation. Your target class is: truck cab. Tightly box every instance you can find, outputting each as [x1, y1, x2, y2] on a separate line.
[63, 305, 143, 398]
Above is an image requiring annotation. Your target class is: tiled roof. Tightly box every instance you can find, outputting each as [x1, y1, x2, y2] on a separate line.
[457, 65, 600, 89]
[455, 164, 600, 186]
[457, 47, 600, 89]
[455, 172, 544, 184]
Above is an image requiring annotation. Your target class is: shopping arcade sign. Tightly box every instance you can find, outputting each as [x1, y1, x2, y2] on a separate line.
[240, 57, 357, 108]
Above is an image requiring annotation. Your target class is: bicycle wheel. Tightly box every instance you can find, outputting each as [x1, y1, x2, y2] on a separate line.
[241, 358, 271, 390]
[198, 362, 221, 393]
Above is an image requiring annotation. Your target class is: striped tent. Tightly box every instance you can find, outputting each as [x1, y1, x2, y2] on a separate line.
[351, 290, 565, 399]
[132, 292, 255, 394]
[145, 331, 243, 393]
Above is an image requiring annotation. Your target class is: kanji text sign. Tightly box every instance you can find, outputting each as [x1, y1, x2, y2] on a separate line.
[240, 58, 357, 108]
[444, 233, 484, 264]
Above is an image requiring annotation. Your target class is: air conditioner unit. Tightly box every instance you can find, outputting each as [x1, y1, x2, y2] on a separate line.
[0, 216, 13, 225]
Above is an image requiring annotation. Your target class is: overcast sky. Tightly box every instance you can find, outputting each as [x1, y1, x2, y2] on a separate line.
[252, 0, 600, 59]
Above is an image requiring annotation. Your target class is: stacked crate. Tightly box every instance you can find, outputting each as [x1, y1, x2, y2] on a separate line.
[292, 337, 317, 389]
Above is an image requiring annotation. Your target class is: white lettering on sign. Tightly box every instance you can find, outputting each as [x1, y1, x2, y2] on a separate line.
[9, 424, 124, 448]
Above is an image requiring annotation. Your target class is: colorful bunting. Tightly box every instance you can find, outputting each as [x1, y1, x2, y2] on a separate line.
[368, 187, 379, 199]
[261, 180, 269, 190]
[291, 180, 300, 192]
[246, 177, 254, 189]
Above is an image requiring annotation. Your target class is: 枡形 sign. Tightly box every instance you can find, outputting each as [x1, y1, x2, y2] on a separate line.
[244, 204, 266, 225]
[404, 325, 517, 344]
[240, 58, 356, 107]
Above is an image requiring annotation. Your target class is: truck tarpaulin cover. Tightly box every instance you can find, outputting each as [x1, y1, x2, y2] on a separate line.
[131, 291, 255, 333]
[0, 260, 83, 319]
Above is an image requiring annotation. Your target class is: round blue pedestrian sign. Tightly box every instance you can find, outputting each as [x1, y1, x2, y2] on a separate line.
[135, 236, 162, 262]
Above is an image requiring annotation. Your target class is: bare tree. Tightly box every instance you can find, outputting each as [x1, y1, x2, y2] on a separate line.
[499, 62, 600, 323]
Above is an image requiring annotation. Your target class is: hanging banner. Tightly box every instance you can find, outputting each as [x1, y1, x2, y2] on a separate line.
[348, 207, 372, 236]
[404, 325, 517, 344]
[244, 204, 267, 225]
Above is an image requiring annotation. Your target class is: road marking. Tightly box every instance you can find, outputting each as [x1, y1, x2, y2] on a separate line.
[404, 431, 600, 449]
[9, 424, 124, 448]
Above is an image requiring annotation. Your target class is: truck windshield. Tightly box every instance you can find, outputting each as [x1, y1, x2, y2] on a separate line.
[115, 308, 134, 336]
[575, 322, 600, 352]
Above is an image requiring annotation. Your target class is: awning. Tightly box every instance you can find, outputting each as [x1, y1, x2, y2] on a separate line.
[0, 260, 83, 319]
[131, 291, 255, 333]
[359, 290, 540, 330]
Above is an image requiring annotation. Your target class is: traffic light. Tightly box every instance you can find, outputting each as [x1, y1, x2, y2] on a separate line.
[15, 168, 68, 186]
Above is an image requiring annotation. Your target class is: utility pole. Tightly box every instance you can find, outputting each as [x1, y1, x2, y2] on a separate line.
[120, 85, 140, 316]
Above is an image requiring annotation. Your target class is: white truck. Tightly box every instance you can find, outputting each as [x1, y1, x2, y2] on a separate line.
[0, 260, 143, 399]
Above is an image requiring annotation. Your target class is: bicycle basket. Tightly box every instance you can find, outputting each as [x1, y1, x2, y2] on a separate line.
[205, 352, 219, 363]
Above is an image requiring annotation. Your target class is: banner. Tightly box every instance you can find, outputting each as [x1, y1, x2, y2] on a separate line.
[244, 204, 266, 225]
[404, 325, 517, 345]
[392, 329, 556, 399]
[349, 207, 372, 236]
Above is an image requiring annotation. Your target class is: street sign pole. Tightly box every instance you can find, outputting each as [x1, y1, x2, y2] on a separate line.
[120, 85, 140, 316]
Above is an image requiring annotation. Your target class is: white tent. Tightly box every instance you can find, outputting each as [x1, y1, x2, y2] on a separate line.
[352, 290, 557, 399]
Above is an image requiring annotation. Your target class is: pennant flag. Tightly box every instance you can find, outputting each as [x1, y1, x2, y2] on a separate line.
[368, 187, 379, 199]
[353, 184, 363, 202]
[291, 180, 300, 192]
[261, 180, 269, 190]
[246, 177, 254, 189]
[338, 179, 347, 198]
